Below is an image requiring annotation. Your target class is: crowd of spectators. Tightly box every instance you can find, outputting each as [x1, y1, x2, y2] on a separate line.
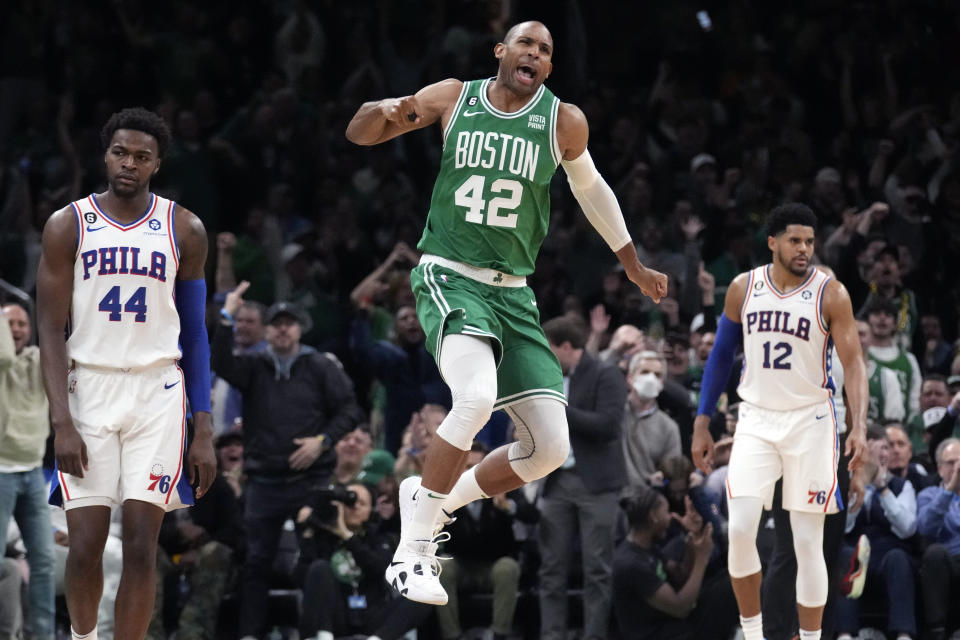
[3, 0, 960, 638]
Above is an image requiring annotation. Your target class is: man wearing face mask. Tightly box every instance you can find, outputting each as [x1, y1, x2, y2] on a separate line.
[622, 351, 682, 486]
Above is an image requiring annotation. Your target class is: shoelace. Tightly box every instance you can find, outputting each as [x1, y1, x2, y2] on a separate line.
[409, 531, 452, 577]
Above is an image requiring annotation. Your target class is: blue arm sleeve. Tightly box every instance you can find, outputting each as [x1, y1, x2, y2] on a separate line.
[696, 313, 742, 417]
[175, 279, 212, 414]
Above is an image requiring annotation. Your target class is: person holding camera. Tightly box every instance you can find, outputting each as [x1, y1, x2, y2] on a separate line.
[296, 482, 431, 640]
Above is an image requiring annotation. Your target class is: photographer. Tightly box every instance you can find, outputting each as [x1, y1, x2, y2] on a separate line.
[296, 482, 431, 640]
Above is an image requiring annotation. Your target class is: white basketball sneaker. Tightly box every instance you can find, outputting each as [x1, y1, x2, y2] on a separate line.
[385, 476, 450, 604]
[385, 533, 450, 605]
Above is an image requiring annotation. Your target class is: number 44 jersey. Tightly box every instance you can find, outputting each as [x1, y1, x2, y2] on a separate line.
[418, 78, 561, 277]
[67, 193, 182, 369]
[738, 265, 836, 411]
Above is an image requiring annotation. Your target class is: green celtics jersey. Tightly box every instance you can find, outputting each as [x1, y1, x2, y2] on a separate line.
[867, 361, 885, 422]
[418, 78, 561, 276]
[869, 347, 913, 419]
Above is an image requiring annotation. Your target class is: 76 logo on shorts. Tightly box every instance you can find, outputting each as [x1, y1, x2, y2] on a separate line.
[148, 464, 172, 494]
[807, 490, 827, 505]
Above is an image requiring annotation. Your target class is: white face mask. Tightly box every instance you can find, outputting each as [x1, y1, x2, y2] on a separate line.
[632, 372, 663, 399]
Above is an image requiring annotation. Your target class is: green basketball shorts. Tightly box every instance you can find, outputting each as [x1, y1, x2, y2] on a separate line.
[411, 255, 565, 409]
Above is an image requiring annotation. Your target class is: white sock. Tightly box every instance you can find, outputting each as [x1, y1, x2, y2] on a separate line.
[406, 486, 449, 542]
[441, 466, 488, 516]
[799, 629, 820, 640]
[72, 626, 98, 640]
[740, 613, 763, 640]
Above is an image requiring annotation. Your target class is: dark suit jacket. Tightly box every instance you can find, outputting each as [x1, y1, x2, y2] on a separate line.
[548, 352, 629, 495]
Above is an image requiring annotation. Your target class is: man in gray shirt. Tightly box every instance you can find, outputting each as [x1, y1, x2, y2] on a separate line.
[622, 351, 682, 485]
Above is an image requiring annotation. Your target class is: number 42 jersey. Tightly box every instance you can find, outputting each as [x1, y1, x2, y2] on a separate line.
[418, 77, 561, 277]
[738, 265, 836, 411]
[67, 193, 182, 369]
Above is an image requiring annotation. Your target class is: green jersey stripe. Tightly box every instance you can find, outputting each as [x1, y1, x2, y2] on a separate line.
[549, 97, 560, 166]
[494, 388, 567, 409]
[442, 82, 470, 149]
[423, 263, 452, 315]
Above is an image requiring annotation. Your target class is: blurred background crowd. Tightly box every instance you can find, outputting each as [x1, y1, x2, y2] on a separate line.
[2, 0, 960, 639]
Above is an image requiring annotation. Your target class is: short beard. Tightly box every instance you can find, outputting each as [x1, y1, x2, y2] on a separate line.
[777, 252, 808, 277]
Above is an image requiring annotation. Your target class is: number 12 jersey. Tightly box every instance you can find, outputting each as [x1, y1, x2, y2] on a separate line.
[738, 265, 835, 411]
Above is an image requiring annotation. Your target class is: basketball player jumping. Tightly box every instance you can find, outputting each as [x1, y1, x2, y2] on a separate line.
[37, 107, 216, 640]
[347, 20, 668, 605]
[691, 203, 868, 640]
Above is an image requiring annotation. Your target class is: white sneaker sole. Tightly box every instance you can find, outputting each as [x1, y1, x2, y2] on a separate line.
[385, 558, 448, 605]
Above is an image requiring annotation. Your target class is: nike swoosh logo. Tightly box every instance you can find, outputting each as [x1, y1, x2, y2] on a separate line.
[462, 110, 484, 117]
[753, 292, 764, 297]
[412, 489, 419, 501]
[426, 491, 445, 499]
[389, 561, 403, 567]
[86, 225, 107, 232]
[816, 414, 827, 420]
[164, 381, 180, 390]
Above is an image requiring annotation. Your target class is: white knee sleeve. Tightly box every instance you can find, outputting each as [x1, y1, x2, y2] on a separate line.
[790, 510, 827, 607]
[504, 398, 570, 482]
[727, 496, 764, 578]
[435, 334, 498, 450]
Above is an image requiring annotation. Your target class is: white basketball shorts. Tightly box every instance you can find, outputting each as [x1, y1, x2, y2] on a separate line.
[49, 362, 193, 512]
[725, 399, 842, 514]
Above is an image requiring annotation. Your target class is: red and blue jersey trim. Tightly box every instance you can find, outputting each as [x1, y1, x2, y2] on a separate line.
[168, 365, 194, 507]
[762, 264, 818, 299]
[88, 193, 157, 231]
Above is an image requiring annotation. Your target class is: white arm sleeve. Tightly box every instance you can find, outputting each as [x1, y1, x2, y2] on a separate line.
[561, 149, 632, 251]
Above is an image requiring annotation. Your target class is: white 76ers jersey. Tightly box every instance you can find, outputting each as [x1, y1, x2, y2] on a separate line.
[67, 193, 182, 369]
[738, 265, 834, 411]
